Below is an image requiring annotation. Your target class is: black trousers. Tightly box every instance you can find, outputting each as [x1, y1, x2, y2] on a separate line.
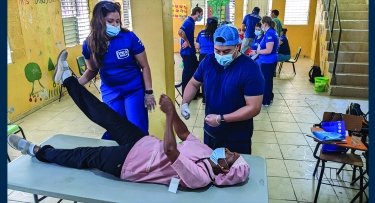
[181, 54, 199, 95]
[35, 77, 146, 177]
[260, 62, 277, 105]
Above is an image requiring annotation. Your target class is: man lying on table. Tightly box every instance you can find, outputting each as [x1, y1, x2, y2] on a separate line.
[8, 58, 250, 189]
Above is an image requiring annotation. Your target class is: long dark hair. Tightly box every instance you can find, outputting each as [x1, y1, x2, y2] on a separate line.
[88, 1, 129, 67]
[204, 17, 218, 41]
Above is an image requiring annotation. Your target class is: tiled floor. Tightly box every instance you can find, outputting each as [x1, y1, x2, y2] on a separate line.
[8, 54, 368, 202]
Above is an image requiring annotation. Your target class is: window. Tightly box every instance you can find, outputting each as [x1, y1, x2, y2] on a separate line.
[228, 0, 235, 23]
[60, 0, 90, 47]
[284, 0, 310, 25]
[123, 0, 133, 30]
[7, 41, 11, 64]
[191, 0, 207, 25]
[242, 0, 248, 19]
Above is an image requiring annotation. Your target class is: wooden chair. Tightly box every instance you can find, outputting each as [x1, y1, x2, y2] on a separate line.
[309, 112, 367, 203]
[278, 47, 302, 76]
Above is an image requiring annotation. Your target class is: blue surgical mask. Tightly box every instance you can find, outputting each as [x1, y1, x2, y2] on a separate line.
[215, 53, 234, 67]
[106, 23, 121, 37]
[254, 30, 262, 36]
[197, 15, 203, 22]
[210, 148, 226, 165]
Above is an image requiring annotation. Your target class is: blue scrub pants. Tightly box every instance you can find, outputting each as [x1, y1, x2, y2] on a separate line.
[35, 77, 145, 177]
[181, 54, 199, 95]
[261, 62, 277, 105]
[102, 88, 149, 139]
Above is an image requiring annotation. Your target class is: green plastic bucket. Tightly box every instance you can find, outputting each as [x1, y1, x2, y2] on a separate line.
[314, 76, 329, 92]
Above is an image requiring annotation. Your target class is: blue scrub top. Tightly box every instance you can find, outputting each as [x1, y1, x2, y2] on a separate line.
[196, 30, 214, 55]
[194, 54, 265, 141]
[82, 31, 145, 100]
[278, 35, 291, 55]
[251, 35, 264, 51]
[180, 16, 196, 56]
[242, 13, 262, 39]
[258, 28, 279, 64]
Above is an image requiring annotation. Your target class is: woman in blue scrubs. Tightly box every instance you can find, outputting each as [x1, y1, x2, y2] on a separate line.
[249, 22, 264, 66]
[251, 16, 279, 106]
[195, 17, 218, 103]
[79, 1, 156, 139]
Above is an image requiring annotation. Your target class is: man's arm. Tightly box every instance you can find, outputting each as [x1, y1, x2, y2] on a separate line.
[204, 95, 263, 127]
[160, 95, 180, 163]
[178, 29, 191, 48]
[182, 78, 202, 104]
[178, 29, 189, 43]
[172, 110, 190, 141]
[222, 95, 263, 122]
[242, 24, 246, 32]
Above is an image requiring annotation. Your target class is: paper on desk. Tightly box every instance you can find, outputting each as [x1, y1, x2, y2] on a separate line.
[312, 131, 346, 142]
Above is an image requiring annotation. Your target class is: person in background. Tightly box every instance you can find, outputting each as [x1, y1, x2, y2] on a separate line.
[271, 9, 283, 36]
[79, 1, 156, 139]
[178, 5, 203, 97]
[249, 22, 264, 65]
[181, 25, 264, 154]
[251, 16, 279, 106]
[277, 28, 291, 62]
[241, 7, 262, 54]
[238, 28, 251, 56]
[195, 17, 219, 103]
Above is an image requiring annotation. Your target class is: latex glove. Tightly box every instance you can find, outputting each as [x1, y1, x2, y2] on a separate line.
[181, 103, 191, 120]
[144, 94, 156, 111]
[205, 114, 221, 127]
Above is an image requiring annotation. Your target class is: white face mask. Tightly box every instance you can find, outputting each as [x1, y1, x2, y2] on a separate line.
[254, 30, 262, 36]
[215, 52, 234, 67]
[210, 147, 226, 165]
[106, 23, 121, 37]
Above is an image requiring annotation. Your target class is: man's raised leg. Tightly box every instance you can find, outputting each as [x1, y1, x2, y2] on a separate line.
[54, 50, 145, 145]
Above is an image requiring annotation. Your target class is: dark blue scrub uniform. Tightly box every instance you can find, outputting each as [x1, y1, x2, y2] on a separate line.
[82, 31, 149, 138]
[250, 35, 264, 66]
[258, 28, 279, 105]
[194, 54, 265, 154]
[196, 30, 214, 57]
[180, 16, 199, 95]
[196, 29, 215, 102]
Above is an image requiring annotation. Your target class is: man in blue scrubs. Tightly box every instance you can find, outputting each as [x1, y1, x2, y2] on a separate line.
[241, 7, 261, 54]
[181, 25, 265, 154]
[178, 6, 203, 95]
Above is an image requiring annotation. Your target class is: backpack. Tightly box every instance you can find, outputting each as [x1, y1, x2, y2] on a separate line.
[308, 66, 322, 83]
[346, 102, 369, 139]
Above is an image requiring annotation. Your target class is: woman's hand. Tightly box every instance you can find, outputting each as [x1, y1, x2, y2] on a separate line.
[205, 114, 221, 127]
[145, 93, 156, 111]
[250, 50, 257, 56]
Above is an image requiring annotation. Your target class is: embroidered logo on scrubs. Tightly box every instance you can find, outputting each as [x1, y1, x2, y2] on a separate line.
[116, 49, 129, 59]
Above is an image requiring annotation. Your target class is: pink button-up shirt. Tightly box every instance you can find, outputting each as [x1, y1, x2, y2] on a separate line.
[120, 134, 215, 189]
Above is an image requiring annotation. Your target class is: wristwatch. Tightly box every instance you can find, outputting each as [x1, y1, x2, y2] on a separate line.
[145, 89, 153, 95]
[220, 114, 225, 123]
